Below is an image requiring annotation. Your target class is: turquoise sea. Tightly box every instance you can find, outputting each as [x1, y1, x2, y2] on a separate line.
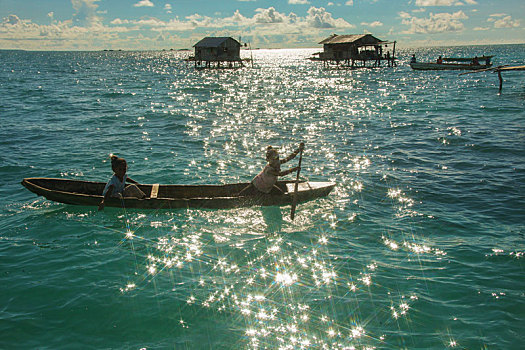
[1, 45, 524, 349]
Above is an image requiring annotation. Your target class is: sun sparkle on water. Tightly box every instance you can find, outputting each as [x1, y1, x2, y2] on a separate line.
[112, 206, 436, 349]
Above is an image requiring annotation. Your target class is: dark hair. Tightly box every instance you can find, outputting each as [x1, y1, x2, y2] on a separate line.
[110, 155, 126, 171]
[266, 146, 279, 161]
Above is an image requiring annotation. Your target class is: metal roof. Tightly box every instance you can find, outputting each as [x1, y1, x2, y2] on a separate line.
[318, 34, 383, 45]
[193, 37, 240, 48]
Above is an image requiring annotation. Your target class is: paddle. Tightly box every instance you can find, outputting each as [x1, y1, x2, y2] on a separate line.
[290, 146, 303, 221]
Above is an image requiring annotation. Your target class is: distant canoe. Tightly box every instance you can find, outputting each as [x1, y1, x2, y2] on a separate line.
[21, 178, 335, 210]
[410, 56, 493, 71]
[442, 56, 493, 63]
[410, 62, 492, 71]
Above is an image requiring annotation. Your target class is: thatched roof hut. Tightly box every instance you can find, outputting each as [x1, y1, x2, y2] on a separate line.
[193, 37, 242, 67]
[319, 34, 383, 46]
[313, 34, 396, 68]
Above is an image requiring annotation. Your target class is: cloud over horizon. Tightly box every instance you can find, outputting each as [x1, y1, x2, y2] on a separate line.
[0, 5, 354, 50]
[0, 0, 522, 50]
[415, 0, 477, 6]
[400, 10, 468, 34]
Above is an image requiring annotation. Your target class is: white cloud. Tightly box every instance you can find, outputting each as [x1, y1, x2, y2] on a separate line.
[401, 10, 468, 34]
[491, 15, 520, 28]
[486, 13, 520, 28]
[345, 1, 354, 5]
[415, 0, 477, 6]
[306, 6, 353, 28]
[254, 7, 287, 23]
[222, 9, 252, 26]
[288, 0, 310, 4]
[0, 6, 354, 50]
[109, 18, 127, 25]
[72, 0, 102, 27]
[489, 13, 506, 18]
[133, 0, 154, 7]
[1, 12, 132, 50]
[108, 6, 353, 36]
[3, 14, 23, 25]
[361, 21, 384, 27]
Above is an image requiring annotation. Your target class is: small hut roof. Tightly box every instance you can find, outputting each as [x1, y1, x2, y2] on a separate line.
[193, 37, 240, 48]
[318, 34, 383, 45]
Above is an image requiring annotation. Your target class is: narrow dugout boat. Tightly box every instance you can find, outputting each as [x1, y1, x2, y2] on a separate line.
[21, 178, 336, 209]
[410, 56, 493, 71]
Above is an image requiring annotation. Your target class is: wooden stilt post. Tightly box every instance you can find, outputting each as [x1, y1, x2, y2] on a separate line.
[498, 70, 503, 92]
[392, 41, 397, 67]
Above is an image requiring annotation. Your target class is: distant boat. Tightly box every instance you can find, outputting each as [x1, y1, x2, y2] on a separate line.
[21, 178, 335, 210]
[410, 56, 493, 71]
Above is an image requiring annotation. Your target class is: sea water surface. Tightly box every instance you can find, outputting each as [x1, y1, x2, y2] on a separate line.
[0, 46, 524, 349]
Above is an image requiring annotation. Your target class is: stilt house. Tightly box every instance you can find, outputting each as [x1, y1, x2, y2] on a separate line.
[312, 34, 396, 68]
[192, 37, 244, 68]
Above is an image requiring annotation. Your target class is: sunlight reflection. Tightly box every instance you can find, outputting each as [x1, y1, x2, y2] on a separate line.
[350, 325, 365, 339]
[275, 272, 298, 286]
[110, 123, 446, 350]
[382, 235, 447, 257]
[119, 283, 136, 293]
[125, 230, 134, 239]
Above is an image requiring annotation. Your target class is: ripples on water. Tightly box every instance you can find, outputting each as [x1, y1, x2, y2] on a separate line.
[1, 46, 524, 349]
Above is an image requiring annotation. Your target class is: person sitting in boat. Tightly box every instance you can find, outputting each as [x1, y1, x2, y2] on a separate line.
[471, 56, 479, 65]
[410, 54, 417, 63]
[238, 143, 304, 195]
[436, 56, 443, 64]
[98, 155, 146, 210]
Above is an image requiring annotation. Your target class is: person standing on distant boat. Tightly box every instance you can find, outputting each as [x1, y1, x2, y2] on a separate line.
[437, 56, 443, 64]
[410, 54, 417, 63]
[239, 143, 305, 195]
[99, 155, 146, 210]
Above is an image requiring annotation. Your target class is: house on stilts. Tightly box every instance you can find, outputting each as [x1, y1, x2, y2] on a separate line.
[311, 34, 396, 68]
[189, 37, 250, 69]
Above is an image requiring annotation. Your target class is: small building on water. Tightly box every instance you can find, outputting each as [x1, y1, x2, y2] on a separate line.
[311, 34, 396, 68]
[191, 37, 245, 68]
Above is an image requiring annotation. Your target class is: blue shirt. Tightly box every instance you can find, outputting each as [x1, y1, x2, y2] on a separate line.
[102, 174, 127, 196]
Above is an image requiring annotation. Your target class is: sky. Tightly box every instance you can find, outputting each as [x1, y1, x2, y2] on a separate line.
[0, 0, 524, 50]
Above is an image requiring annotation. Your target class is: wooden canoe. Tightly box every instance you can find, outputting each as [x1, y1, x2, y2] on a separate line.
[21, 177, 336, 210]
[410, 62, 492, 71]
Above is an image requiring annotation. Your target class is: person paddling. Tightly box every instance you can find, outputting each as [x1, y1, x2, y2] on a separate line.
[239, 143, 305, 195]
[98, 155, 146, 211]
